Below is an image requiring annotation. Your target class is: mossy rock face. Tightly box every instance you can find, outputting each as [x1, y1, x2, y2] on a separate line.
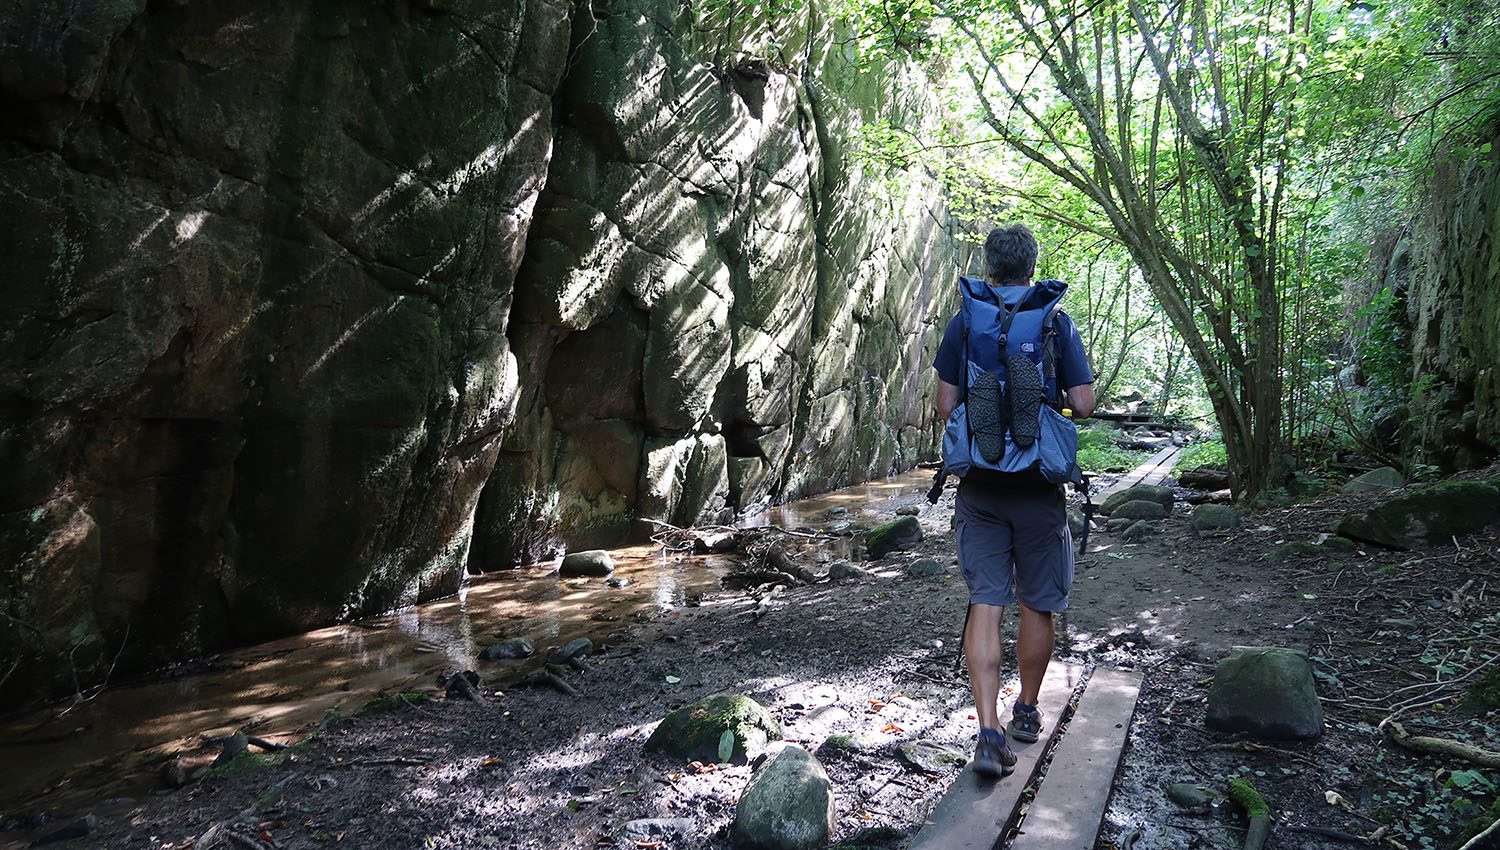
[1318, 536, 1359, 552]
[865, 516, 923, 560]
[1101, 485, 1174, 515]
[1336, 480, 1500, 549]
[645, 694, 782, 764]
[1342, 466, 1405, 494]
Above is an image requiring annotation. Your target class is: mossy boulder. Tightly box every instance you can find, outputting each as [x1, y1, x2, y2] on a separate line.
[1101, 485, 1174, 515]
[645, 694, 782, 764]
[1110, 499, 1169, 521]
[732, 745, 835, 850]
[1205, 647, 1323, 740]
[1192, 504, 1239, 531]
[1335, 480, 1500, 549]
[1341, 466, 1405, 494]
[864, 516, 923, 560]
[560, 549, 616, 577]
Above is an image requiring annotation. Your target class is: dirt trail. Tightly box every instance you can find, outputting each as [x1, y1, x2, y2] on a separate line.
[6, 470, 1500, 850]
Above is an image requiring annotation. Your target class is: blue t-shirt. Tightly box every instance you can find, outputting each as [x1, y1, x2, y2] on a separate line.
[933, 310, 1094, 392]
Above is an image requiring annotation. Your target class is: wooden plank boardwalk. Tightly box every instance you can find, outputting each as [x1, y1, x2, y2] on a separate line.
[1096, 445, 1179, 498]
[907, 664, 1143, 850]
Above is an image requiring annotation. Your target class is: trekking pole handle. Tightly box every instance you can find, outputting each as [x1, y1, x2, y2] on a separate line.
[1061, 408, 1073, 418]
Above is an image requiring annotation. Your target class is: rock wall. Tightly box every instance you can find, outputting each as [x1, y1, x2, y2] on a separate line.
[0, 0, 962, 706]
[1406, 126, 1500, 468]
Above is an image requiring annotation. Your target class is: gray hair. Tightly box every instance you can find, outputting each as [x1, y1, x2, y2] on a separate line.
[983, 224, 1038, 285]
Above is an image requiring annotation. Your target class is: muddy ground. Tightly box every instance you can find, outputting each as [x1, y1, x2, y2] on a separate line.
[8, 468, 1500, 850]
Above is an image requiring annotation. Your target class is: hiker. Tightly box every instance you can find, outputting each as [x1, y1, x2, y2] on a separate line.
[932, 224, 1096, 778]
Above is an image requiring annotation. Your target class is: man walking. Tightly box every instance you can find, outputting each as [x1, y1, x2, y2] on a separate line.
[932, 224, 1096, 778]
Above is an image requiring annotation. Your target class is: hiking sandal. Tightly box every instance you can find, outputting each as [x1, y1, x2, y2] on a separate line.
[972, 727, 1016, 778]
[1006, 354, 1043, 448]
[968, 371, 1007, 464]
[1008, 704, 1044, 743]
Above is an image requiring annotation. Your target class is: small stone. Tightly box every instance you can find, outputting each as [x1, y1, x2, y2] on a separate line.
[1121, 520, 1153, 542]
[828, 562, 867, 580]
[817, 733, 874, 755]
[1067, 507, 1087, 536]
[606, 576, 630, 588]
[896, 740, 966, 773]
[548, 638, 593, 665]
[618, 818, 696, 841]
[560, 550, 615, 577]
[482, 638, 534, 660]
[896, 504, 921, 516]
[162, 757, 189, 788]
[1105, 517, 1133, 533]
[906, 558, 945, 577]
[1318, 536, 1358, 552]
[1167, 783, 1215, 808]
[1269, 541, 1322, 563]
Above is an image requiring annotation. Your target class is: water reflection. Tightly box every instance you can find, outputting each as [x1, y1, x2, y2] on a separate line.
[0, 470, 933, 820]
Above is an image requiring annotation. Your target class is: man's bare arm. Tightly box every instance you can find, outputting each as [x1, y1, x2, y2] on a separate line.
[1063, 383, 1096, 419]
[936, 380, 960, 422]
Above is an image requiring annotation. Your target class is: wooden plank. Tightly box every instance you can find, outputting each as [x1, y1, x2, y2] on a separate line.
[1009, 667, 1144, 850]
[1097, 446, 1179, 497]
[907, 662, 1085, 850]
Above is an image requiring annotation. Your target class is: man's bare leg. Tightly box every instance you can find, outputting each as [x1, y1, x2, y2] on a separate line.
[1016, 603, 1054, 707]
[964, 602, 1006, 730]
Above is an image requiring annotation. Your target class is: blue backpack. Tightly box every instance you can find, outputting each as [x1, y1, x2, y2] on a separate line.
[935, 276, 1083, 488]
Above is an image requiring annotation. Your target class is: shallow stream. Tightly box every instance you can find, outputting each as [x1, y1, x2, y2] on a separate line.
[0, 470, 934, 825]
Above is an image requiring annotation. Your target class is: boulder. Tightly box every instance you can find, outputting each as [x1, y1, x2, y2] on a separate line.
[560, 550, 615, 577]
[1105, 517, 1133, 533]
[1110, 499, 1169, 521]
[1101, 485, 1174, 515]
[1336, 480, 1500, 549]
[1341, 466, 1405, 495]
[645, 694, 782, 764]
[1121, 520, 1153, 542]
[732, 745, 835, 850]
[1205, 647, 1323, 740]
[1192, 504, 1240, 531]
[906, 558, 946, 577]
[1067, 506, 1087, 537]
[865, 516, 923, 560]
[896, 504, 921, 516]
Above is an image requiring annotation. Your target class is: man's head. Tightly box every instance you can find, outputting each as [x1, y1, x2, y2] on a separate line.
[983, 224, 1038, 285]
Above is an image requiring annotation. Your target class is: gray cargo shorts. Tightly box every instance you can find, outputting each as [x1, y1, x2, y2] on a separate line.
[954, 478, 1073, 611]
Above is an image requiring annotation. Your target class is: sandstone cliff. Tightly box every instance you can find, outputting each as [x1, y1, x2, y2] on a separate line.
[0, 0, 962, 705]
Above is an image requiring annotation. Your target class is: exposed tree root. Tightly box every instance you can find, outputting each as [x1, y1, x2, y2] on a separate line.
[1382, 720, 1500, 768]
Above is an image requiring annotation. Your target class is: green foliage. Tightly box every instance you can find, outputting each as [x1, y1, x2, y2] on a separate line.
[205, 751, 269, 778]
[1075, 424, 1152, 474]
[1356, 286, 1410, 391]
[1173, 440, 1228, 475]
[1470, 668, 1500, 709]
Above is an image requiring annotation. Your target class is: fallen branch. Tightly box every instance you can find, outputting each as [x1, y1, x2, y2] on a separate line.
[1459, 814, 1500, 850]
[517, 671, 579, 697]
[1227, 778, 1271, 850]
[1382, 720, 1500, 768]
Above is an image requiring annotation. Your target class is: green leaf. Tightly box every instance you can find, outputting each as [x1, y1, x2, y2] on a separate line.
[718, 730, 735, 763]
[665, 675, 681, 684]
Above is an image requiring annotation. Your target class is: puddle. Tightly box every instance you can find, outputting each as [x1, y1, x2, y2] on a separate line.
[0, 469, 934, 826]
